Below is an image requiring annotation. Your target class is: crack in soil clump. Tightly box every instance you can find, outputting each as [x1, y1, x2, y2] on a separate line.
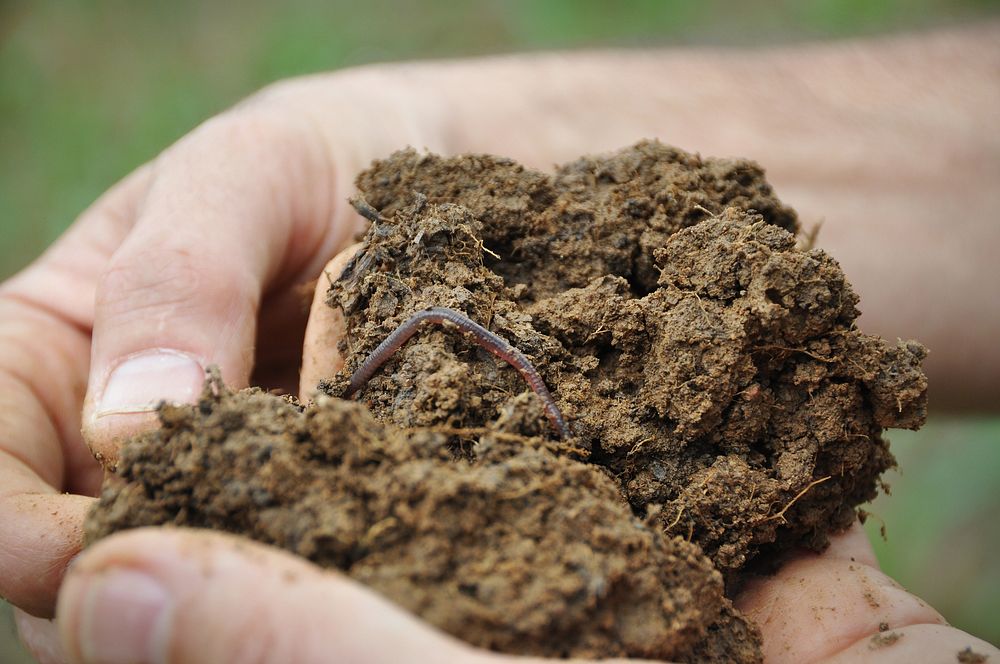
[86, 141, 928, 662]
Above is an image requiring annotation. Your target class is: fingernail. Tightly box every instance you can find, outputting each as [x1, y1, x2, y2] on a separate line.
[77, 569, 171, 664]
[95, 350, 205, 418]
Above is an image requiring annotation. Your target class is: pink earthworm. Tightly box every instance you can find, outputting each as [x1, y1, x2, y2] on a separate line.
[344, 307, 570, 439]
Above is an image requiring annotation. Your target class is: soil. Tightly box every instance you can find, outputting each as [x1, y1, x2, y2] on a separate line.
[957, 646, 990, 663]
[86, 141, 928, 662]
[869, 630, 903, 649]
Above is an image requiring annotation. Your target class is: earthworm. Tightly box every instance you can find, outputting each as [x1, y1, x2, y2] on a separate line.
[344, 307, 571, 439]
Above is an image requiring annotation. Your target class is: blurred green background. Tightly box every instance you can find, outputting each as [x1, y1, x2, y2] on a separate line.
[2, 1, 998, 660]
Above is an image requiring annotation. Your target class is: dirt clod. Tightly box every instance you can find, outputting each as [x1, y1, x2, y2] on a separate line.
[958, 646, 990, 663]
[87, 141, 928, 662]
[870, 631, 903, 649]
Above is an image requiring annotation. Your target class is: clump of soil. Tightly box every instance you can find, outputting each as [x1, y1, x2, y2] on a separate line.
[957, 646, 990, 663]
[327, 141, 926, 574]
[86, 141, 928, 662]
[869, 630, 904, 649]
[88, 380, 752, 660]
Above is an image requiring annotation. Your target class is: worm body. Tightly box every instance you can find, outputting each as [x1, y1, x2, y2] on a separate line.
[345, 307, 570, 439]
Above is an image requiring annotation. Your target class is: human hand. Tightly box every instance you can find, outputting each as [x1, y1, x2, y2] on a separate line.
[6, 37, 998, 660]
[0, 65, 450, 628]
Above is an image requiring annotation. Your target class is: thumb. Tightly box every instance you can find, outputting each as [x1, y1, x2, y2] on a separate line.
[735, 524, 998, 662]
[81, 110, 346, 468]
[299, 243, 363, 400]
[56, 529, 661, 664]
[56, 528, 482, 664]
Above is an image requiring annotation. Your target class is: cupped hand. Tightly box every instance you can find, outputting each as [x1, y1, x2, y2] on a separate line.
[0, 67, 447, 623]
[5, 55, 997, 662]
[32, 245, 996, 664]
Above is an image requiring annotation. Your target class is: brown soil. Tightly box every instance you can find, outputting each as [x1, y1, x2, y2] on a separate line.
[86, 141, 928, 662]
[957, 646, 990, 663]
[869, 630, 904, 649]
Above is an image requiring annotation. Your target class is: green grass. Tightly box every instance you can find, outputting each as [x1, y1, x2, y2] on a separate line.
[1, 2, 998, 660]
[865, 420, 1000, 645]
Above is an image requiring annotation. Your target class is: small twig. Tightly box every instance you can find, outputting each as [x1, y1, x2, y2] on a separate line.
[409, 425, 589, 459]
[408, 425, 538, 445]
[350, 196, 384, 223]
[664, 505, 686, 532]
[762, 476, 832, 524]
[496, 482, 545, 501]
[798, 219, 824, 251]
[626, 436, 654, 457]
[360, 517, 398, 547]
[756, 345, 838, 364]
[477, 237, 501, 260]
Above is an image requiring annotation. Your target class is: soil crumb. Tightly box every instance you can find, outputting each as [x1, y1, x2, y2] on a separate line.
[869, 631, 903, 649]
[87, 140, 928, 662]
[958, 646, 990, 663]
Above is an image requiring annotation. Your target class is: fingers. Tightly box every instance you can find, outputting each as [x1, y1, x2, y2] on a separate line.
[0, 73, 427, 620]
[0, 162, 172, 621]
[0, 489, 93, 618]
[735, 524, 954, 663]
[1, 164, 155, 488]
[82, 108, 348, 467]
[0, 295, 99, 617]
[56, 528, 485, 664]
[823, 623, 998, 663]
[0, 294, 98, 493]
[15, 608, 70, 664]
[299, 243, 362, 400]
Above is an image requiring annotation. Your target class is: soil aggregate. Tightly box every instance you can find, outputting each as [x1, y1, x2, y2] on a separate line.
[86, 141, 928, 662]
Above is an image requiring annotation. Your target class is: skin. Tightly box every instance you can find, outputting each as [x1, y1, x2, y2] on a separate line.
[1, 24, 998, 664]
